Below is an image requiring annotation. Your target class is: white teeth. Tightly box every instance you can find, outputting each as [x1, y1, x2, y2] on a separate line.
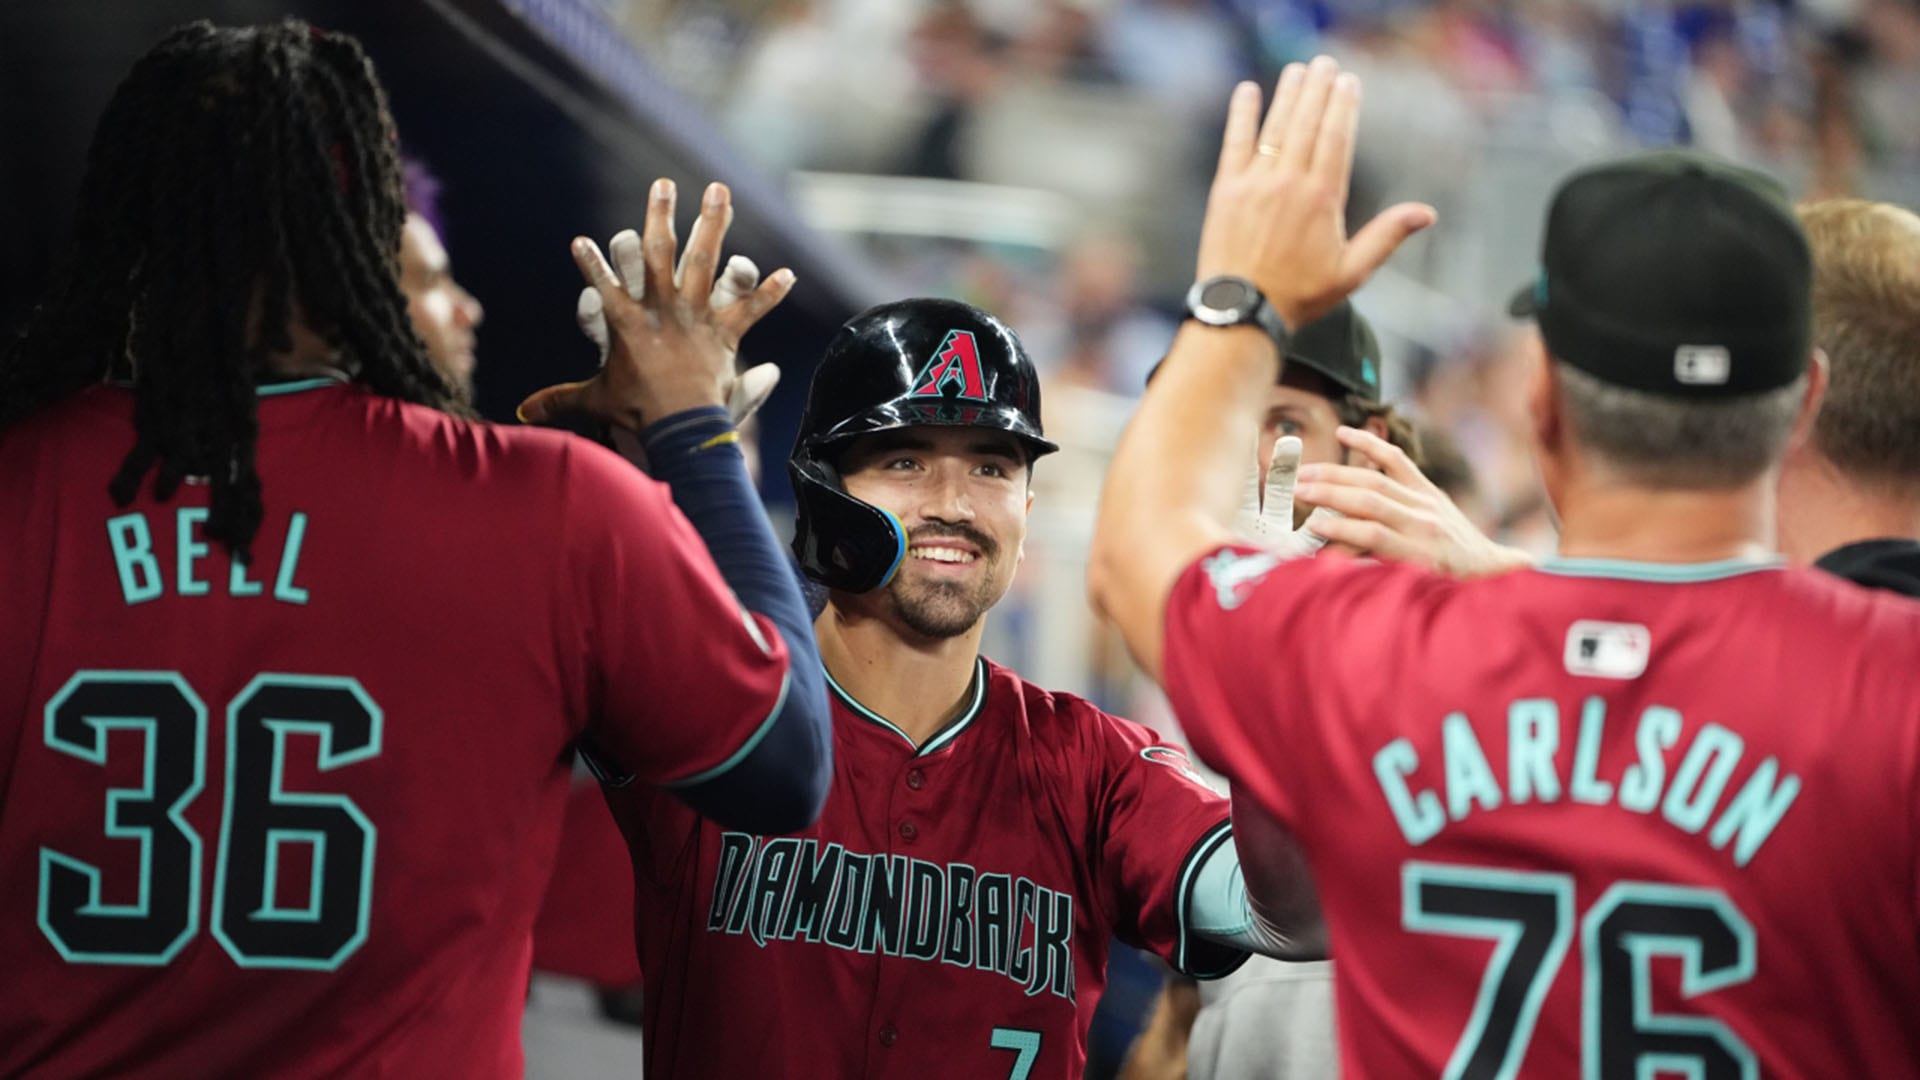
[910, 547, 976, 564]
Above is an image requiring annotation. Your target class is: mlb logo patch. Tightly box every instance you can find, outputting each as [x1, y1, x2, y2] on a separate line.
[1200, 549, 1280, 611]
[1674, 345, 1731, 386]
[1564, 620, 1651, 680]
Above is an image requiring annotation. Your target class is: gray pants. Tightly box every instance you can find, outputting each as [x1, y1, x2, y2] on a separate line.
[1188, 958, 1338, 1079]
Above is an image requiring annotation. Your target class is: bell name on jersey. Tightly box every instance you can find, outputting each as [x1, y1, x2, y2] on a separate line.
[707, 831, 1077, 1002]
[105, 507, 314, 605]
[1374, 695, 1801, 866]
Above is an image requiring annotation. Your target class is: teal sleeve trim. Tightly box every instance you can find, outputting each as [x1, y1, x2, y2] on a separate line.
[1186, 834, 1256, 941]
[664, 665, 793, 789]
[1536, 555, 1784, 582]
[1173, 821, 1252, 980]
[827, 657, 985, 757]
[1184, 826, 1327, 962]
[255, 377, 345, 397]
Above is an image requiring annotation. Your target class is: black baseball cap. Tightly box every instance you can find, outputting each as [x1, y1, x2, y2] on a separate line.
[1286, 299, 1382, 403]
[1509, 149, 1812, 398]
[1148, 299, 1383, 402]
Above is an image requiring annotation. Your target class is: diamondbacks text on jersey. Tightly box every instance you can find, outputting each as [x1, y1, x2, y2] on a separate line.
[612, 657, 1245, 1080]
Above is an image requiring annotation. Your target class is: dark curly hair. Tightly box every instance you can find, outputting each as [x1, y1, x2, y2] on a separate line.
[1, 19, 467, 561]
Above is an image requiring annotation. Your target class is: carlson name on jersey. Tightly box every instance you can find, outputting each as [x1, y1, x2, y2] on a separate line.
[1372, 695, 1801, 865]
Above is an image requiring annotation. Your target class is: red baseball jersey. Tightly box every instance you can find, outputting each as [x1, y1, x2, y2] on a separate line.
[534, 775, 643, 987]
[610, 656, 1244, 1079]
[0, 381, 789, 1078]
[1165, 548, 1920, 1079]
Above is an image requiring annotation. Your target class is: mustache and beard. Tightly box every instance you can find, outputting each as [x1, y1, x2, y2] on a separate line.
[886, 524, 1005, 640]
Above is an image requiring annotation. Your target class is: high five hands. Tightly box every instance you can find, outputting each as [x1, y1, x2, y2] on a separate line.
[1233, 434, 1336, 560]
[517, 179, 794, 430]
[1297, 426, 1533, 579]
[571, 225, 780, 425]
[1198, 56, 1436, 332]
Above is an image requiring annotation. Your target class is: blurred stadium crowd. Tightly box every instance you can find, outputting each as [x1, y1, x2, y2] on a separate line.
[607, 0, 1918, 545]
[529, 0, 1918, 701]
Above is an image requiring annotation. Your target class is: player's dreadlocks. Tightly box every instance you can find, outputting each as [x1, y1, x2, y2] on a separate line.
[0, 19, 468, 561]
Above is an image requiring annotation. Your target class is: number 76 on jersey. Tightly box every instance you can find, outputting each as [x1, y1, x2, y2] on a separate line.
[1405, 862, 1756, 1080]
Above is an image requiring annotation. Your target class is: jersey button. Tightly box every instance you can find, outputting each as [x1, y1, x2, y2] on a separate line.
[906, 768, 926, 790]
[898, 820, 918, 842]
[878, 1024, 898, 1047]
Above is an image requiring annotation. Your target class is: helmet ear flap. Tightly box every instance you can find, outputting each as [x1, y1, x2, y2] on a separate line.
[786, 296, 1057, 592]
[788, 455, 908, 594]
[811, 454, 845, 489]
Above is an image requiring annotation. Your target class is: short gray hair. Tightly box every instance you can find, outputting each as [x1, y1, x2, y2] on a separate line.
[1556, 362, 1806, 488]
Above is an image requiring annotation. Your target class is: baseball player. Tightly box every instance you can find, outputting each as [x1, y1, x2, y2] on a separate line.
[1146, 297, 1420, 511]
[395, 157, 485, 401]
[572, 286, 1325, 1079]
[1238, 298, 1419, 517]
[0, 21, 829, 1077]
[1120, 299, 1425, 1080]
[1777, 198, 1920, 596]
[1093, 56, 1920, 1077]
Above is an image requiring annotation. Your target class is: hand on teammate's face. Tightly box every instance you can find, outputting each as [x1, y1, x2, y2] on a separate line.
[1291, 426, 1533, 579]
[517, 179, 795, 430]
[1196, 57, 1436, 331]
[1233, 434, 1336, 560]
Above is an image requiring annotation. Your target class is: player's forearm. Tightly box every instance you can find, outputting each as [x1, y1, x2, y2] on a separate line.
[641, 406, 831, 832]
[1115, 981, 1202, 1080]
[1089, 323, 1280, 681]
[1228, 790, 1326, 958]
[1187, 822, 1327, 961]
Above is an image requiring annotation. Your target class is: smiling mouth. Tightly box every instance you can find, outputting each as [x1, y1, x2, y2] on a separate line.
[909, 546, 977, 565]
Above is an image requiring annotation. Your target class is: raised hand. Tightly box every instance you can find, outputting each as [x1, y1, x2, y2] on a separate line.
[1293, 425, 1532, 579]
[518, 179, 794, 430]
[1198, 57, 1436, 331]
[574, 245, 781, 425]
[1232, 434, 1336, 560]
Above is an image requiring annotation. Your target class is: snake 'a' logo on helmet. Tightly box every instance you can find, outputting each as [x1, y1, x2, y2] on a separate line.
[908, 330, 992, 403]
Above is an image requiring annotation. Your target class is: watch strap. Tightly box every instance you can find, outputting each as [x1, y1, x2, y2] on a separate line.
[1185, 275, 1289, 350]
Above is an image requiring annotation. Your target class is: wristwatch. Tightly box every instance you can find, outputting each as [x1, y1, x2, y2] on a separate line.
[1184, 275, 1289, 349]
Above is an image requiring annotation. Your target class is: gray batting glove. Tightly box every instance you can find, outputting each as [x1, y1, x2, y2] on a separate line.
[1233, 434, 1336, 559]
[575, 243, 779, 425]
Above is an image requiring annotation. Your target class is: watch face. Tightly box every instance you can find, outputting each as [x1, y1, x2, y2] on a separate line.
[1199, 277, 1256, 314]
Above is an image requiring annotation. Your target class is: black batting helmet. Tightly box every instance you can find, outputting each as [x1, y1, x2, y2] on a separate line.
[789, 298, 1058, 593]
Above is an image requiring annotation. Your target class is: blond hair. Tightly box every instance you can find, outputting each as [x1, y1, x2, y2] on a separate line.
[1797, 199, 1920, 491]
